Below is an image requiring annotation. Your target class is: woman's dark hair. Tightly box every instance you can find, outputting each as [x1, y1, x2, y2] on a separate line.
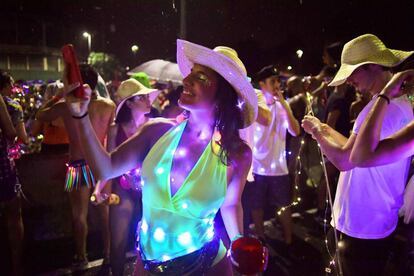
[214, 74, 246, 165]
[115, 100, 133, 124]
[79, 63, 98, 91]
[167, 85, 183, 106]
[0, 70, 12, 90]
[394, 56, 414, 73]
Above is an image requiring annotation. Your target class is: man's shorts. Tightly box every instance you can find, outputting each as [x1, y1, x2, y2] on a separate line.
[64, 159, 96, 192]
[245, 174, 292, 210]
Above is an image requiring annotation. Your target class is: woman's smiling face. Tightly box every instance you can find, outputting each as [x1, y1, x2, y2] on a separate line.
[179, 64, 219, 111]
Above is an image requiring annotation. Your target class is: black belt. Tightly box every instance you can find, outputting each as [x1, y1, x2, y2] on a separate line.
[140, 236, 220, 276]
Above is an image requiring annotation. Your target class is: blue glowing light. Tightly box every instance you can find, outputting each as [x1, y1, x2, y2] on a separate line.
[153, 227, 165, 242]
[186, 246, 197, 254]
[141, 219, 148, 234]
[206, 226, 215, 240]
[162, 255, 171, 261]
[156, 167, 165, 175]
[177, 231, 192, 246]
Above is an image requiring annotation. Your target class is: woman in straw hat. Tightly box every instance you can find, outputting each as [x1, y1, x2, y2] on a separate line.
[302, 34, 413, 275]
[92, 78, 160, 275]
[63, 39, 258, 275]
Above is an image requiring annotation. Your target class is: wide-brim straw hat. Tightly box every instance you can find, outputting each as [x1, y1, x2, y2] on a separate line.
[176, 39, 258, 128]
[329, 34, 414, 87]
[115, 78, 160, 116]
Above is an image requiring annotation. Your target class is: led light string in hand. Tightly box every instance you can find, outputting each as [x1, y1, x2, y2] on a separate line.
[277, 139, 303, 216]
[305, 92, 343, 276]
[276, 92, 316, 216]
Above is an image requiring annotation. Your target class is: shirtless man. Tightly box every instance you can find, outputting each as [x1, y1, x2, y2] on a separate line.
[36, 64, 115, 265]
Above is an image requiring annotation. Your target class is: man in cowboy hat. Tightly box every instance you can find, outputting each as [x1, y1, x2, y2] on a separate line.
[302, 34, 414, 275]
[36, 64, 116, 266]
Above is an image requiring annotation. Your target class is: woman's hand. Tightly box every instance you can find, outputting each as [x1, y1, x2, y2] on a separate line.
[90, 187, 107, 205]
[63, 83, 91, 116]
[62, 65, 91, 116]
[382, 69, 414, 98]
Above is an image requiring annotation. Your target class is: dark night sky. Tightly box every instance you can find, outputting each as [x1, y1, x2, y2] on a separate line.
[1, 0, 414, 75]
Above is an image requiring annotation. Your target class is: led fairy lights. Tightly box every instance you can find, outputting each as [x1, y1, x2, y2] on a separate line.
[274, 90, 343, 276]
[277, 137, 304, 216]
[275, 94, 310, 216]
[305, 91, 344, 276]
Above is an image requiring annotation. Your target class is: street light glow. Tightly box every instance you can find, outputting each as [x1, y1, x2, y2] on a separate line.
[82, 32, 92, 53]
[296, 49, 304, 58]
[131, 45, 139, 53]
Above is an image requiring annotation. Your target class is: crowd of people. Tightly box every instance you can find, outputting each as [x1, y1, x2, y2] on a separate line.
[1, 33, 414, 276]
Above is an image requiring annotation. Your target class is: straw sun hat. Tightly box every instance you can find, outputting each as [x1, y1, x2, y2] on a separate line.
[176, 39, 258, 128]
[115, 78, 160, 116]
[329, 34, 414, 86]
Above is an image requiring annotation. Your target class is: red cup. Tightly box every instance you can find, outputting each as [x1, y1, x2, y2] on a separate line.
[229, 236, 268, 275]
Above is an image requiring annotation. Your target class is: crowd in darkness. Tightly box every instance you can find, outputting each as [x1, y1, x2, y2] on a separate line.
[1, 34, 414, 276]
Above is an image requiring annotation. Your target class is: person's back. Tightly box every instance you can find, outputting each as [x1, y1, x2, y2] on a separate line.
[42, 118, 69, 145]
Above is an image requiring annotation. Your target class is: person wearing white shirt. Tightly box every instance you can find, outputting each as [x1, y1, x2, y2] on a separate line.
[302, 34, 414, 276]
[250, 65, 300, 248]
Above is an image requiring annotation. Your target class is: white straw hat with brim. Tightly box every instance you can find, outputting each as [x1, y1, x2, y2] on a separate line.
[176, 39, 258, 128]
[115, 78, 160, 116]
[329, 34, 414, 87]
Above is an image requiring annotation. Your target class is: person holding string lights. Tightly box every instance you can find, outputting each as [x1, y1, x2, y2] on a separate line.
[302, 34, 414, 275]
[349, 68, 414, 275]
[62, 39, 269, 275]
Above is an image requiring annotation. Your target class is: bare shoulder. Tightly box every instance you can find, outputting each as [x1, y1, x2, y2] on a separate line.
[130, 117, 176, 146]
[52, 101, 67, 111]
[140, 117, 176, 135]
[94, 97, 116, 109]
[40, 101, 67, 117]
[146, 117, 176, 126]
[289, 93, 306, 104]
